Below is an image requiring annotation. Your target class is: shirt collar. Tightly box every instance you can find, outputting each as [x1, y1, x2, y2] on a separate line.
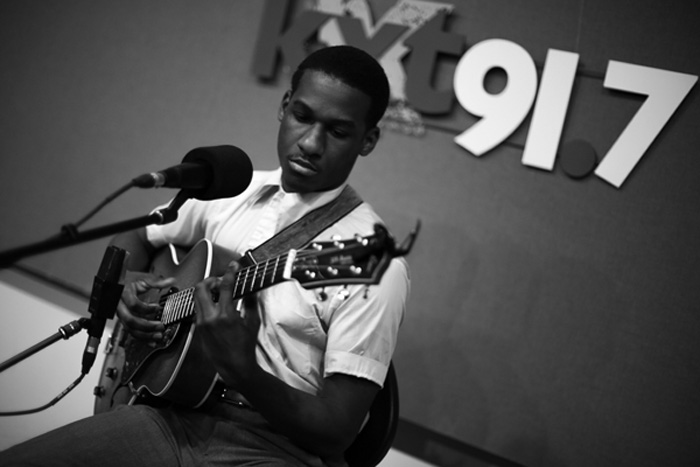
[260, 167, 348, 206]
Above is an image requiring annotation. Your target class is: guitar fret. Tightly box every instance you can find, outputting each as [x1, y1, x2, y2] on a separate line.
[163, 298, 171, 324]
[233, 274, 241, 299]
[170, 293, 178, 322]
[184, 288, 194, 319]
[185, 289, 192, 319]
[250, 263, 259, 293]
[242, 267, 251, 295]
[172, 294, 179, 321]
[169, 294, 176, 323]
[165, 294, 174, 324]
[272, 256, 280, 286]
[177, 291, 185, 321]
[172, 293, 180, 323]
[259, 259, 267, 289]
[176, 291, 184, 321]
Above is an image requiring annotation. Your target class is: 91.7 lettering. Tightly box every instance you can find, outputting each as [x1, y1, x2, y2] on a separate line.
[453, 39, 697, 188]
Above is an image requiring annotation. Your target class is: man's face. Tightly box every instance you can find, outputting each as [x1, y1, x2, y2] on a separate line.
[277, 70, 379, 193]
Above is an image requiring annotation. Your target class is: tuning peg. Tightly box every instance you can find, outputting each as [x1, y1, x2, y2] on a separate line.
[354, 234, 369, 246]
[338, 287, 350, 301]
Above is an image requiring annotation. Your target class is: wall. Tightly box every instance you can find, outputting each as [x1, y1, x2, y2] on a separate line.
[0, 1, 698, 466]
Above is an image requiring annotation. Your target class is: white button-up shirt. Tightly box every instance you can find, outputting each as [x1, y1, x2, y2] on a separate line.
[146, 169, 409, 394]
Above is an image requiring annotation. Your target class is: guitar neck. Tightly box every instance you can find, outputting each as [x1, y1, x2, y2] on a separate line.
[231, 251, 297, 300]
[160, 250, 296, 325]
[156, 222, 418, 327]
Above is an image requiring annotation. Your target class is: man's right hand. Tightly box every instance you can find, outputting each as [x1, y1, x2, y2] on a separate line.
[116, 271, 175, 345]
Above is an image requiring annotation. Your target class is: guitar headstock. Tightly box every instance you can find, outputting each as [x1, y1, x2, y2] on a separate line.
[290, 221, 420, 289]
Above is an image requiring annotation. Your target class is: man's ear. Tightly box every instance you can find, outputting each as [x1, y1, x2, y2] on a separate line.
[359, 127, 381, 157]
[278, 90, 292, 121]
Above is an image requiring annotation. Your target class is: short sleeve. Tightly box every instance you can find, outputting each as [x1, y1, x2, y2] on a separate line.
[323, 257, 409, 387]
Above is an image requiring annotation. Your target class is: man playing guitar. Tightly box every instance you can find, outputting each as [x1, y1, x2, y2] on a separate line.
[1, 45, 410, 467]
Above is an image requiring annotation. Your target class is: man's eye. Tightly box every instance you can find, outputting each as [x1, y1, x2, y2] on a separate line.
[293, 111, 312, 123]
[330, 128, 349, 138]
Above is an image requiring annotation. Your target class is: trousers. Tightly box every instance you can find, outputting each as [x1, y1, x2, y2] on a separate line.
[0, 402, 342, 467]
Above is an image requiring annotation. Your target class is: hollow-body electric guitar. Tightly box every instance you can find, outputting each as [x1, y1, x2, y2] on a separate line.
[94, 223, 418, 413]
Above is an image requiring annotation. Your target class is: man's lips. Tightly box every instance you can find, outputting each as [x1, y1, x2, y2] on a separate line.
[288, 155, 318, 175]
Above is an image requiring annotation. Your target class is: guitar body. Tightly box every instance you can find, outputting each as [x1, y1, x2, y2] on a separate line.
[94, 239, 236, 414]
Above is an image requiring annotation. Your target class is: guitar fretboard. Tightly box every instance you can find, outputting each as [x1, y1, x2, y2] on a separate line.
[160, 250, 296, 325]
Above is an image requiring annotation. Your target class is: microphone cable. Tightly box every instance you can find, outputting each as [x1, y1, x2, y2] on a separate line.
[59, 180, 136, 240]
[0, 318, 90, 416]
[0, 373, 86, 416]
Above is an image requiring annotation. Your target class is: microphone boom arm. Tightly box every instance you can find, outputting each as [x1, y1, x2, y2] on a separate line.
[0, 190, 190, 268]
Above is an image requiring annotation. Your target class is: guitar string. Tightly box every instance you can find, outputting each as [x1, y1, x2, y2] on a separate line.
[161, 255, 293, 324]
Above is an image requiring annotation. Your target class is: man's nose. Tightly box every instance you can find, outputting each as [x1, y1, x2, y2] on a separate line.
[298, 124, 325, 155]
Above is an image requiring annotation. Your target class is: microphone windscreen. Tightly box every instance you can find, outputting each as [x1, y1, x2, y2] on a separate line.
[182, 145, 253, 200]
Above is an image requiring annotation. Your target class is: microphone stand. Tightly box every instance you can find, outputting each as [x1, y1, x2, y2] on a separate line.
[0, 190, 189, 269]
[0, 190, 189, 374]
[0, 318, 88, 373]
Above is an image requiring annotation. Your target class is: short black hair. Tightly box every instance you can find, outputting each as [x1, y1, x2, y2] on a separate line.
[290, 45, 390, 129]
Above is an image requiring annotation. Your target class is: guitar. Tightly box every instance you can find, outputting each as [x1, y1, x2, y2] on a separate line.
[94, 223, 419, 413]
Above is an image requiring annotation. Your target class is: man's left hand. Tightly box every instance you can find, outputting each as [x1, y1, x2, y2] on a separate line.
[194, 262, 261, 386]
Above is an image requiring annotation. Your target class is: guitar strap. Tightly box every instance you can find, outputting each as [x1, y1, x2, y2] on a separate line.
[245, 184, 364, 264]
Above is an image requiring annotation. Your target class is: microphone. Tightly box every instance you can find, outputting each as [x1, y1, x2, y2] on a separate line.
[132, 145, 254, 200]
[82, 245, 128, 375]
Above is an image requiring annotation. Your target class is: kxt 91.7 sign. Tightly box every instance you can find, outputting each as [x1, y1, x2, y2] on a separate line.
[253, 0, 697, 188]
